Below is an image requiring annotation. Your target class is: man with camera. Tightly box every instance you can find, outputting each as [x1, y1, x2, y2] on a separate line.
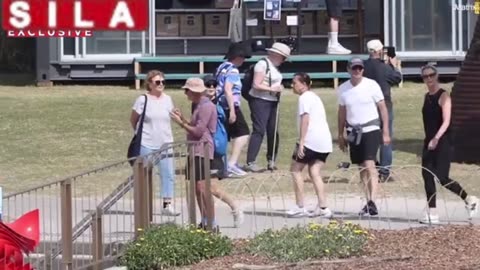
[363, 40, 403, 183]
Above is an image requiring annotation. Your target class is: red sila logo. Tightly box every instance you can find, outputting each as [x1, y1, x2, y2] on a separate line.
[2, 0, 149, 38]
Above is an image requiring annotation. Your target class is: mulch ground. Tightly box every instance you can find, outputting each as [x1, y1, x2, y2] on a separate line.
[177, 225, 480, 270]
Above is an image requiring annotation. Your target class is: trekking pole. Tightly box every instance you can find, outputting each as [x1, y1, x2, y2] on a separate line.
[269, 93, 281, 172]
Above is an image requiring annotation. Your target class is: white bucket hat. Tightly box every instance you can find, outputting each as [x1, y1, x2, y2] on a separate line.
[266, 42, 291, 58]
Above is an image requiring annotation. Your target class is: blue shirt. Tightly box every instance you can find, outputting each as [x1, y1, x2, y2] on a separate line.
[215, 61, 242, 109]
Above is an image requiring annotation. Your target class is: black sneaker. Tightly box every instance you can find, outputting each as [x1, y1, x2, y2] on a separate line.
[359, 200, 378, 216]
[267, 161, 278, 171]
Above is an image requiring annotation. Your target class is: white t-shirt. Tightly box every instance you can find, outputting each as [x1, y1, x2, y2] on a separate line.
[298, 91, 333, 153]
[132, 93, 174, 149]
[337, 78, 384, 133]
[249, 58, 283, 102]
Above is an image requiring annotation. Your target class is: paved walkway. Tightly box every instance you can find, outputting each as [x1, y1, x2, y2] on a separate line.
[3, 193, 478, 243]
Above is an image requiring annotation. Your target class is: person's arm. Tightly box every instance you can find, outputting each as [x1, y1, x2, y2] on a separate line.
[223, 70, 238, 112]
[179, 105, 212, 138]
[377, 100, 390, 138]
[337, 105, 346, 138]
[385, 61, 403, 86]
[130, 96, 144, 130]
[434, 92, 452, 140]
[252, 61, 278, 92]
[130, 111, 140, 130]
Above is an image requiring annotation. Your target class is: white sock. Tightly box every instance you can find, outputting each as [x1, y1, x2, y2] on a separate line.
[328, 32, 338, 46]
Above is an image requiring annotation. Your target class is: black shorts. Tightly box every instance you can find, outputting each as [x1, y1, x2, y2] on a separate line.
[211, 154, 227, 180]
[292, 144, 329, 164]
[348, 130, 381, 165]
[186, 156, 212, 181]
[326, 0, 343, 18]
[224, 106, 250, 140]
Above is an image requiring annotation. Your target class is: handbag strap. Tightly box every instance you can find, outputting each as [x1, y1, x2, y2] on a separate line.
[137, 94, 148, 134]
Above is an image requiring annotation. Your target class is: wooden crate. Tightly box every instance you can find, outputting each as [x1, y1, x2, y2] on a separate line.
[156, 14, 179, 37]
[205, 13, 229, 36]
[179, 14, 203, 36]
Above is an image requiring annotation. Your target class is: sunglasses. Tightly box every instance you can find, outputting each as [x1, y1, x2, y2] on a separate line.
[205, 83, 217, 88]
[153, 80, 166, 86]
[422, 73, 436, 79]
[351, 66, 364, 71]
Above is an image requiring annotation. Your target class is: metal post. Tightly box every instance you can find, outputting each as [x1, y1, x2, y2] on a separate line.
[133, 157, 148, 237]
[203, 143, 214, 232]
[60, 180, 73, 270]
[91, 208, 103, 270]
[188, 146, 197, 226]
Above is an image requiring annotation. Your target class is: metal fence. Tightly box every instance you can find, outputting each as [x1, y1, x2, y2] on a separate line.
[2, 140, 479, 269]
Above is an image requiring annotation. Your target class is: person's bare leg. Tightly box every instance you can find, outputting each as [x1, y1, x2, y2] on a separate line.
[359, 168, 371, 200]
[308, 161, 327, 208]
[210, 179, 237, 211]
[290, 161, 307, 208]
[228, 135, 249, 167]
[364, 160, 378, 201]
[195, 181, 206, 222]
[327, 17, 351, 54]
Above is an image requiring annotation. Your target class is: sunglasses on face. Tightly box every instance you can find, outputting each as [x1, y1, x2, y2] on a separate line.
[205, 83, 217, 88]
[351, 66, 364, 71]
[153, 80, 166, 86]
[422, 73, 436, 79]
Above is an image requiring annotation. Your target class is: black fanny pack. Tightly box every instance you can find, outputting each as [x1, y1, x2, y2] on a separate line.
[346, 118, 381, 145]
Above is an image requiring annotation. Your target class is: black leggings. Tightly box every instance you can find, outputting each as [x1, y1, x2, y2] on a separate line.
[421, 139, 467, 208]
[246, 98, 280, 164]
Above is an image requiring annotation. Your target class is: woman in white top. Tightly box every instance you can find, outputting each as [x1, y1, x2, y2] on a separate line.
[130, 70, 178, 216]
[245, 42, 290, 173]
[286, 73, 333, 218]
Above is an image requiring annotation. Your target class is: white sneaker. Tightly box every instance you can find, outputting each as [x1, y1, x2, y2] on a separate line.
[161, 204, 180, 216]
[309, 207, 333, 218]
[419, 213, 440, 224]
[232, 209, 244, 228]
[327, 43, 352, 55]
[286, 206, 308, 218]
[465, 195, 479, 219]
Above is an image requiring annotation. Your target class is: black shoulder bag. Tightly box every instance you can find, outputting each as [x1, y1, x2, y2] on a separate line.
[127, 94, 148, 166]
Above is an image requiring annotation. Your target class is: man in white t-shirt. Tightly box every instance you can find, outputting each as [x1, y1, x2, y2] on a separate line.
[337, 57, 391, 217]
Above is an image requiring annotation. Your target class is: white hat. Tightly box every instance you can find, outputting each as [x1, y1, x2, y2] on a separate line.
[266, 42, 291, 58]
[181, 77, 206, 93]
[367, 39, 384, 52]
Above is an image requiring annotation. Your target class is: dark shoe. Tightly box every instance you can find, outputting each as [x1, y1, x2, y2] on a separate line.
[379, 173, 395, 183]
[267, 161, 278, 171]
[244, 163, 266, 173]
[359, 200, 378, 216]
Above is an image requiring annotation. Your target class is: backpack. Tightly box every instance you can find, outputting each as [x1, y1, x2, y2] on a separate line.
[241, 58, 270, 101]
[213, 102, 228, 156]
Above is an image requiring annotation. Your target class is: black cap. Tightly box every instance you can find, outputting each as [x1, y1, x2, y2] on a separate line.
[224, 42, 252, 60]
[203, 74, 216, 85]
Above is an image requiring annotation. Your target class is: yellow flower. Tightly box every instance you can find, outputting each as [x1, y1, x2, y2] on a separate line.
[137, 228, 143, 232]
[196, 229, 202, 233]
[135, 243, 141, 246]
[139, 237, 145, 241]
[324, 249, 330, 253]
[305, 234, 313, 239]
[354, 229, 363, 234]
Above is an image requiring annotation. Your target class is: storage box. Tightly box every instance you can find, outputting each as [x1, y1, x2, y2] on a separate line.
[215, 0, 234, 8]
[265, 13, 289, 37]
[179, 14, 203, 36]
[156, 14, 179, 36]
[316, 11, 330, 34]
[205, 13, 229, 36]
[290, 12, 315, 35]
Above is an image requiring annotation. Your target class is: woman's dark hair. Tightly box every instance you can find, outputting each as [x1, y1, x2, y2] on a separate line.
[293, 72, 312, 88]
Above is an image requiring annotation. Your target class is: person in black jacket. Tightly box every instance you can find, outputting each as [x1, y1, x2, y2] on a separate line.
[363, 40, 402, 182]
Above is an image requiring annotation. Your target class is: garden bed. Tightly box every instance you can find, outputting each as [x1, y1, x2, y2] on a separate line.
[180, 225, 480, 270]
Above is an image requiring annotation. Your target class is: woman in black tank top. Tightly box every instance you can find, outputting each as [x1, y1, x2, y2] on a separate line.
[419, 65, 478, 224]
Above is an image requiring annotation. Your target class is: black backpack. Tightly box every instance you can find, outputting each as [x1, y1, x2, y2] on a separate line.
[241, 58, 270, 101]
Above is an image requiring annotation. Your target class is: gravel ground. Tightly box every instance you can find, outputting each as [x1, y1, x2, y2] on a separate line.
[178, 225, 480, 270]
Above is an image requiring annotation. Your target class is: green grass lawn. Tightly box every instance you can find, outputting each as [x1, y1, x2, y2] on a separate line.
[0, 81, 478, 196]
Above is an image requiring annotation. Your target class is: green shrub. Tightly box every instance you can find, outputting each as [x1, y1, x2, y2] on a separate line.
[119, 223, 233, 269]
[246, 220, 370, 262]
